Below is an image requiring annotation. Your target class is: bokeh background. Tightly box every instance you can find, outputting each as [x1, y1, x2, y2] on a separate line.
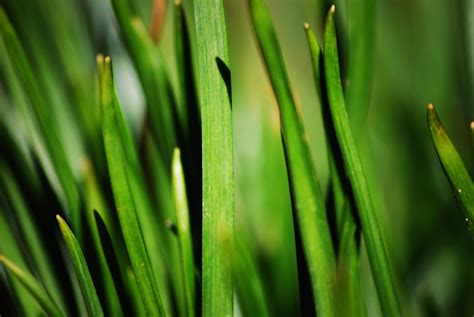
[1, 0, 473, 316]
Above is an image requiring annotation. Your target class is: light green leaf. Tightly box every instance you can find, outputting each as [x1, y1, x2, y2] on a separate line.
[194, 0, 234, 315]
[427, 104, 474, 227]
[323, 6, 400, 315]
[248, 0, 337, 315]
[56, 215, 103, 317]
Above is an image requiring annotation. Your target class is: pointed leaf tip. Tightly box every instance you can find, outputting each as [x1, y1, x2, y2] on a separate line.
[330, 4, 336, 13]
[304, 22, 310, 30]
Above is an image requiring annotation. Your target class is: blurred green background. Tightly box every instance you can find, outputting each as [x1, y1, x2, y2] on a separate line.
[1, 0, 473, 316]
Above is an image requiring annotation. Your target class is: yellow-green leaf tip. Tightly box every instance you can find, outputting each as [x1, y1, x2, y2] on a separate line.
[304, 22, 310, 30]
[330, 4, 336, 13]
[427, 103, 434, 111]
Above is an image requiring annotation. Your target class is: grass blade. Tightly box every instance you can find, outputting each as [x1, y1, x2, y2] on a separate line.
[427, 104, 474, 226]
[0, 9, 79, 230]
[323, 6, 400, 315]
[248, 0, 337, 315]
[0, 256, 63, 317]
[56, 215, 103, 316]
[98, 55, 165, 316]
[172, 148, 196, 317]
[194, 0, 234, 315]
[304, 22, 366, 317]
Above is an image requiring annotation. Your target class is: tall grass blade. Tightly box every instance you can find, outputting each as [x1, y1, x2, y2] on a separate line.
[304, 22, 366, 317]
[427, 104, 474, 226]
[0, 256, 63, 317]
[56, 215, 103, 316]
[98, 55, 165, 316]
[194, 0, 234, 315]
[248, 0, 337, 315]
[323, 6, 400, 315]
[172, 148, 196, 317]
[0, 9, 80, 230]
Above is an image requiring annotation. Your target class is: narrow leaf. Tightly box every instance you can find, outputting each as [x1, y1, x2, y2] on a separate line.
[427, 104, 474, 226]
[56, 215, 103, 317]
[248, 0, 337, 315]
[98, 55, 165, 316]
[172, 148, 196, 317]
[323, 6, 400, 315]
[194, 0, 234, 315]
[0, 256, 63, 317]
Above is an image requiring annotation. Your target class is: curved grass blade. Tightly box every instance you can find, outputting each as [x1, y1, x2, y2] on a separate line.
[427, 104, 474, 225]
[172, 148, 196, 317]
[304, 23, 366, 317]
[0, 256, 63, 317]
[56, 215, 103, 316]
[323, 6, 400, 315]
[0, 164, 66, 313]
[194, 0, 234, 315]
[98, 56, 165, 316]
[248, 0, 337, 315]
[0, 9, 80, 230]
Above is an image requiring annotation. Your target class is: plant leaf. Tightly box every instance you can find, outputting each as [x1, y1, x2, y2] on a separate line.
[56, 215, 103, 316]
[194, 0, 234, 315]
[98, 55, 165, 316]
[427, 104, 474, 226]
[0, 256, 63, 317]
[248, 0, 337, 315]
[172, 148, 196, 317]
[323, 6, 400, 315]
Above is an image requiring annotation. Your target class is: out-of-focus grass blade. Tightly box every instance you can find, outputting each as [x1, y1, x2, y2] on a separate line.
[94, 211, 143, 316]
[194, 0, 234, 315]
[232, 238, 270, 317]
[0, 256, 63, 317]
[98, 56, 165, 316]
[111, 0, 178, 165]
[0, 9, 80, 230]
[172, 148, 196, 317]
[346, 0, 375, 139]
[304, 22, 366, 317]
[0, 207, 43, 316]
[56, 215, 103, 317]
[323, 6, 400, 315]
[427, 104, 474, 225]
[0, 163, 66, 312]
[248, 0, 337, 315]
[470, 121, 474, 152]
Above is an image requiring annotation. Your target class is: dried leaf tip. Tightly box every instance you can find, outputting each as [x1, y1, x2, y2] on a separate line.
[470, 121, 474, 130]
[96, 54, 104, 64]
[304, 22, 310, 30]
[56, 214, 63, 222]
[174, 0, 182, 6]
[427, 103, 434, 111]
[330, 4, 336, 13]
[104, 56, 111, 64]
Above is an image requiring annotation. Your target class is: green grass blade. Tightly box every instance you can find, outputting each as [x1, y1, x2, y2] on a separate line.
[0, 9, 80, 229]
[0, 256, 63, 317]
[470, 121, 474, 153]
[172, 148, 196, 317]
[323, 6, 400, 315]
[346, 0, 376, 139]
[427, 104, 474, 225]
[304, 22, 366, 317]
[98, 56, 165, 316]
[56, 215, 103, 316]
[194, 0, 234, 315]
[248, 0, 337, 315]
[0, 164, 66, 313]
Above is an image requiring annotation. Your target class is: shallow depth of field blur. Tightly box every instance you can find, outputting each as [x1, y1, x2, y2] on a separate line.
[1, 0, 473, 316]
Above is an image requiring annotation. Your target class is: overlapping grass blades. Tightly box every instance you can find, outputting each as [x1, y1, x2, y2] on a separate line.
[323, 6, 400, 315]
[427, 104, 474, 226]
[248, 0, 337, 315]
[98, 55, 164, 316]
[0, 256, 63, 317]
[194, 0, 234, 315]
